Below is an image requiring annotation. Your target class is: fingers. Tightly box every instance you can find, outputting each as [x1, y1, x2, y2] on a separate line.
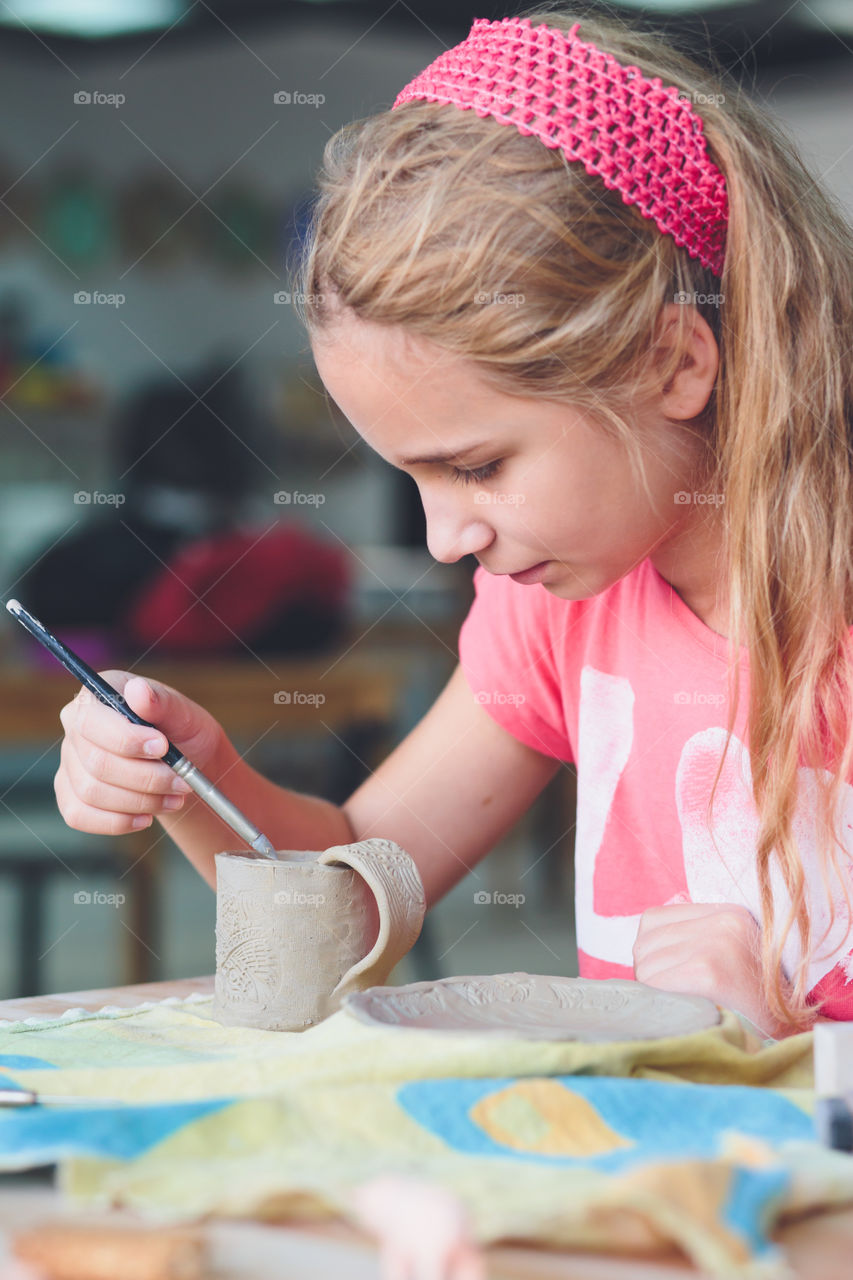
[54, 756, 156, 836]
[61, 712, 187, 793]
[54, 671, 197, 837]
[61, 735, 189, 811]
[349, 1177, 484, 1280]
[635, 902, 756, 955]
[634, 939, 696, 986]
[123, 673, 205, 749]
[60, 685, 167, 760]
[639, 901, 737, 927]
[55, 738, 188, 836]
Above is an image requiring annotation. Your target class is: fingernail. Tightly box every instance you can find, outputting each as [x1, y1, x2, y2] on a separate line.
[130, 676, 156, 705]
[131, 815, 152, 829]
[171, 777, 192, 794]
[143, 738, 166, 756]
[162, 795, 184, 810]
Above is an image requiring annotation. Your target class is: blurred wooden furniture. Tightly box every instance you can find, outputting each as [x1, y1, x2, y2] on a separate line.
[0, 651, 419, 994]
[0, 650, 416, 747]
[0, 975, 851, 1279]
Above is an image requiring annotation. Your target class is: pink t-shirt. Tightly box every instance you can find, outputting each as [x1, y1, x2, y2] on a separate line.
[458, 558, 853, 1020]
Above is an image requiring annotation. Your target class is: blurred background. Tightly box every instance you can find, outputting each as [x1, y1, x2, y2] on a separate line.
[0, 0, 850, 999]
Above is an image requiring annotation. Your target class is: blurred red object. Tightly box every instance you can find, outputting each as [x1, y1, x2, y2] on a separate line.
[122, 523, 352, 655]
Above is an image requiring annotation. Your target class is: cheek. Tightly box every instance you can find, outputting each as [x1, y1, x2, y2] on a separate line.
[524, 470, 605, 536]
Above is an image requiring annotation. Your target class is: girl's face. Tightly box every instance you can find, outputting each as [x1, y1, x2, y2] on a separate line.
[311, 310, 722, 609]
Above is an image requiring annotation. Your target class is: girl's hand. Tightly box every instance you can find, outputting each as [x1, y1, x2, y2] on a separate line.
[55, 673, 227, 837]
[633, 901, 794, 1039]
[349, 1175, 485, 1280]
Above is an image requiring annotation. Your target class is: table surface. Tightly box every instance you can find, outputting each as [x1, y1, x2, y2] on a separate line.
[1, 976, 852, 1280]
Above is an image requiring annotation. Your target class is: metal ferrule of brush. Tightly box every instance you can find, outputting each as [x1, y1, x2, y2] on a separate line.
[171, 757, 277, 857]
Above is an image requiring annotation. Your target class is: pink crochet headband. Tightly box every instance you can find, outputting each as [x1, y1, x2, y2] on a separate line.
[392, 16, 728, 276]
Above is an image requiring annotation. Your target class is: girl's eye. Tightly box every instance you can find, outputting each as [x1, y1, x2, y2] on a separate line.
[448, 459, 503, 486]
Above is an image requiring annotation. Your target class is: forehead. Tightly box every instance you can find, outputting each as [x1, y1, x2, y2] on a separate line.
[311, 312, 459, 386]
[310, 314, 512, 460]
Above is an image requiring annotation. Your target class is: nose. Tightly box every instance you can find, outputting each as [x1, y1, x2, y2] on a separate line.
[422, 493, 495, 564]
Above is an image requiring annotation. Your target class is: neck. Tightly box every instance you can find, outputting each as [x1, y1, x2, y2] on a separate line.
[650, 507, 729, 639]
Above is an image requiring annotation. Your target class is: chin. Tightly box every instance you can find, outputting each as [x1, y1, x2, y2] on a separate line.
[543, 567, 616, 601]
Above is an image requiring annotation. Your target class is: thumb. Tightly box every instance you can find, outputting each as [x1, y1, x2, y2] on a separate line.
[122, 674, 221, 768]
[124, 675, 189, 744]
[123, 675, 162, 721]
[123, 676, 172, 754]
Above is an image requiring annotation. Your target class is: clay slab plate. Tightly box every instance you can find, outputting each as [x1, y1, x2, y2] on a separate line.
[342, 972, 721, 1042]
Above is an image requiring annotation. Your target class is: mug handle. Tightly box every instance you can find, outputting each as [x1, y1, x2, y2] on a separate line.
[318, 838, 426, 1002]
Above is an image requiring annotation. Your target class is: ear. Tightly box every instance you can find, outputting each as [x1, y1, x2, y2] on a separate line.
[654, 302, 719, 420]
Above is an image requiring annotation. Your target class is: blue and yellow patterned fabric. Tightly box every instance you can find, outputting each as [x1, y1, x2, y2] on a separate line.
[0, 994, 849, 1278]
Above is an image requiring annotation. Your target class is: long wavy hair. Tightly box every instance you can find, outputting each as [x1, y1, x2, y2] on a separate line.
[291, 3, 853, 1029]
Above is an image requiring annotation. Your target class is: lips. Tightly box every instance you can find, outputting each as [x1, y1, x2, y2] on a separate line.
[508, 560, 551, 585]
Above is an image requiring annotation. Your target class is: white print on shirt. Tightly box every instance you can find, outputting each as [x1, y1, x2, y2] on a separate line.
[575, 666, 853, 990]
[677, 727, 853, 991]
[575, 667, 639, 966]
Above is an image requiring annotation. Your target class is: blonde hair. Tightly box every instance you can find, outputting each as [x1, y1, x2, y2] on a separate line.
[292, 3, 853, 1029]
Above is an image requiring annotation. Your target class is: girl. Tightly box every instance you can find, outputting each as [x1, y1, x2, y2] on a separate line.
[55, 5, 853, 1039]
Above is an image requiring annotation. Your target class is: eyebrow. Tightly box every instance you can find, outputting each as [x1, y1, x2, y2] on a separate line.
[397, 445, 492, 467]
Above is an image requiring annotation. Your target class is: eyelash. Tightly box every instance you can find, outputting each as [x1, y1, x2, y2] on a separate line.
[448, 460, 503, 485]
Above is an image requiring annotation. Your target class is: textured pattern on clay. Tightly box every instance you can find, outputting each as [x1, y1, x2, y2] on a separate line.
[319, 838, 426, 994]
[344, 973, 720, 1041]
[213, 841, 425, 1030]
[215, 890, 283, 1011]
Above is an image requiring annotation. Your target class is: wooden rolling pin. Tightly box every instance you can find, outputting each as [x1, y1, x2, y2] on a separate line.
[12, 1223, 206, 1280]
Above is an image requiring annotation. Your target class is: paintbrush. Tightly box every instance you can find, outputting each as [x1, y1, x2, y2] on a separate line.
[5, 598, 277, 859]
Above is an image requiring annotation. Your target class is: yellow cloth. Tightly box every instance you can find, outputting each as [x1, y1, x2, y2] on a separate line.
[0, 994, 849, 1279]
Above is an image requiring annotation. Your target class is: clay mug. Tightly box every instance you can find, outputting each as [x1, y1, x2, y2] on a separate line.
[212, 837, 426, 1031]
